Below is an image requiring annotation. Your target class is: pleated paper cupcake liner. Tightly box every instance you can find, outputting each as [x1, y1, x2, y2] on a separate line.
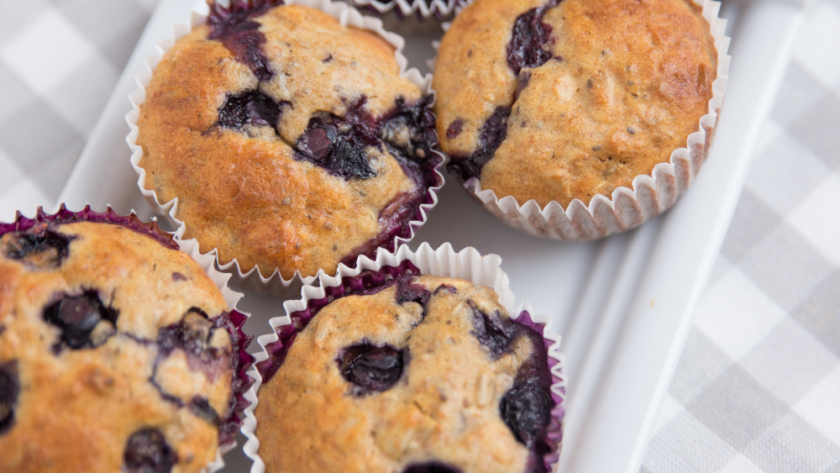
[350, 0, 464, 33]
[432, 0, 731, 240]
[240, 242, 566, 472]
[127, 0, 446, 295]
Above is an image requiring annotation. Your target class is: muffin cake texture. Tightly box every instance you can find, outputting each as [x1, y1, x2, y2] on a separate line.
[0, 207, 252, 473]
[135, 0, 441, 280]
[254, 269, 560, 473]
[435, 0, 718, 208]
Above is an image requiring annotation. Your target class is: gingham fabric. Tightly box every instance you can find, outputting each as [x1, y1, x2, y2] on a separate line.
[0, 1, 838, 472]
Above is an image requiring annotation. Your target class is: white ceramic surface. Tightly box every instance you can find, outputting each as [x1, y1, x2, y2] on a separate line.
[56, 0, 806, 471]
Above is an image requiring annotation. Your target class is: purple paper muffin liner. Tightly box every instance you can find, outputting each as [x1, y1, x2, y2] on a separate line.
[127, 0, 446, 295]
[0, 204, 176, 249]
[1, 204, 255, 471]
[241, 243, 566, 473]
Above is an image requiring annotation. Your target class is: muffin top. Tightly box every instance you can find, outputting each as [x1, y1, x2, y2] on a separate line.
[0, 210, 250, 473]
[434, 0, 717, 207]
[255, 273, 557, 473]
[136, 1, 440, 279]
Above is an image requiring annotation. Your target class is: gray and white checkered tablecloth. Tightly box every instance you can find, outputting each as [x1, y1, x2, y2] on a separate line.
[1, 1, 838, 471]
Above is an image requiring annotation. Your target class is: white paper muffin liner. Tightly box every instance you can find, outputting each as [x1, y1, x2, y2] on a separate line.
[0, 204, 250, 473]
[349, 0, 462, 33]
[353, 0, 460, 18]
[126, 0, 446, 295]
[433, 0, 731, 240]
[239, 242, 566, 472]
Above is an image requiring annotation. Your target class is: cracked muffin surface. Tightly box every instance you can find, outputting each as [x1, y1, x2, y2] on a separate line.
[435, 0, 717, 207]
[136, 1, 440, 279]
[255, 274, 556, 473]
[0, 215, 248, 473]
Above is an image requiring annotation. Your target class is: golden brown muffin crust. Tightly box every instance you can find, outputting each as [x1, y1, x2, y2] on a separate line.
[434, 0, 717, 207]
[137, 4, 435, 279]
[0, 222, 233, 473]
[255, 275, 552, 473]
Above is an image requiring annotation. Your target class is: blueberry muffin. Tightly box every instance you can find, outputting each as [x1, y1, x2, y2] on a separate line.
[135, 0, 441, 280]
[435, 0, 717, 207]
[254, 271, 560, 473]
[0, 207, 252, 473]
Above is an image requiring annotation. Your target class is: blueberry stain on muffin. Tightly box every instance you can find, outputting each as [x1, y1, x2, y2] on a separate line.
[123, 428, 178, 473]
[447, 0, 562, 182]
[403, 462, 463, 473]
[469, 300, 517, 359]
[501, 377, 554, 449]
[157, 309, 219, 360]
[395, 274, 432, 308]
[339, 344, 406, 395]
[449, 105, 511, 182]
[218, 90, 288, 130]
[294, 112, 378, 180]
[44, 291, 119, 350]
[0, 361, 19, 435]
[207, 0, 284, 80]
[507, 2, 559, 74]
[152, 308, 251, 441]
[190, 396, 222, 426]
[3, 230, 72, 268]
[445, 119, 463, 140]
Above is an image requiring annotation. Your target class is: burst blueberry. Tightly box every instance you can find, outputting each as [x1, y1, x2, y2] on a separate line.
[123, 428, 178, 473]
[3, 231, 71, 267]
[403, 463, 462, 473]
[43, 292, 118, 350]
[0, 361, 19, 435]
[339, 344, 404, 394]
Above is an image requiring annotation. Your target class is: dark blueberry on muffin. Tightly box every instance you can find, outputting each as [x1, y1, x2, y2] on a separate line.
[0, 361, 19, 435]
[124, 428, 178, 473]
[0, 206, 253, 473]
[3, 230, 72, 268]
[403, 462, 462, 473]
[44, 291, 119, 350]
[339, 344, 406, 395]
[254, 269, 559, 473]
[435, 0, 717, 208]
[135, 1, 441, 280]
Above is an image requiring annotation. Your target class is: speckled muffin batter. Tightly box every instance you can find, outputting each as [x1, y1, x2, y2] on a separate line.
[0, 208, 251, 473]
[255, 273, 557, 473]
[136, 0, 440, 279]
[435, 0, 717, 207]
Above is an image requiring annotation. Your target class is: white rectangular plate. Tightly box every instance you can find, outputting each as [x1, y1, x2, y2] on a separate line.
[56, 0, 806, 471]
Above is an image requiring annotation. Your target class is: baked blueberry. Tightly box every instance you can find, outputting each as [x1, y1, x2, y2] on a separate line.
[403, 463, 462, 473]
[3, 230, 71, 268]
[43, 291, 119, 350]
[435, 0, 718, 208]
[254, 271, 559, 473]
[124, 428, 178, 473]
[135, 1, 441, 280]
[339, 344, 405, 394]
[0, 361, 19, 435]
[0, 206, 253, 473]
